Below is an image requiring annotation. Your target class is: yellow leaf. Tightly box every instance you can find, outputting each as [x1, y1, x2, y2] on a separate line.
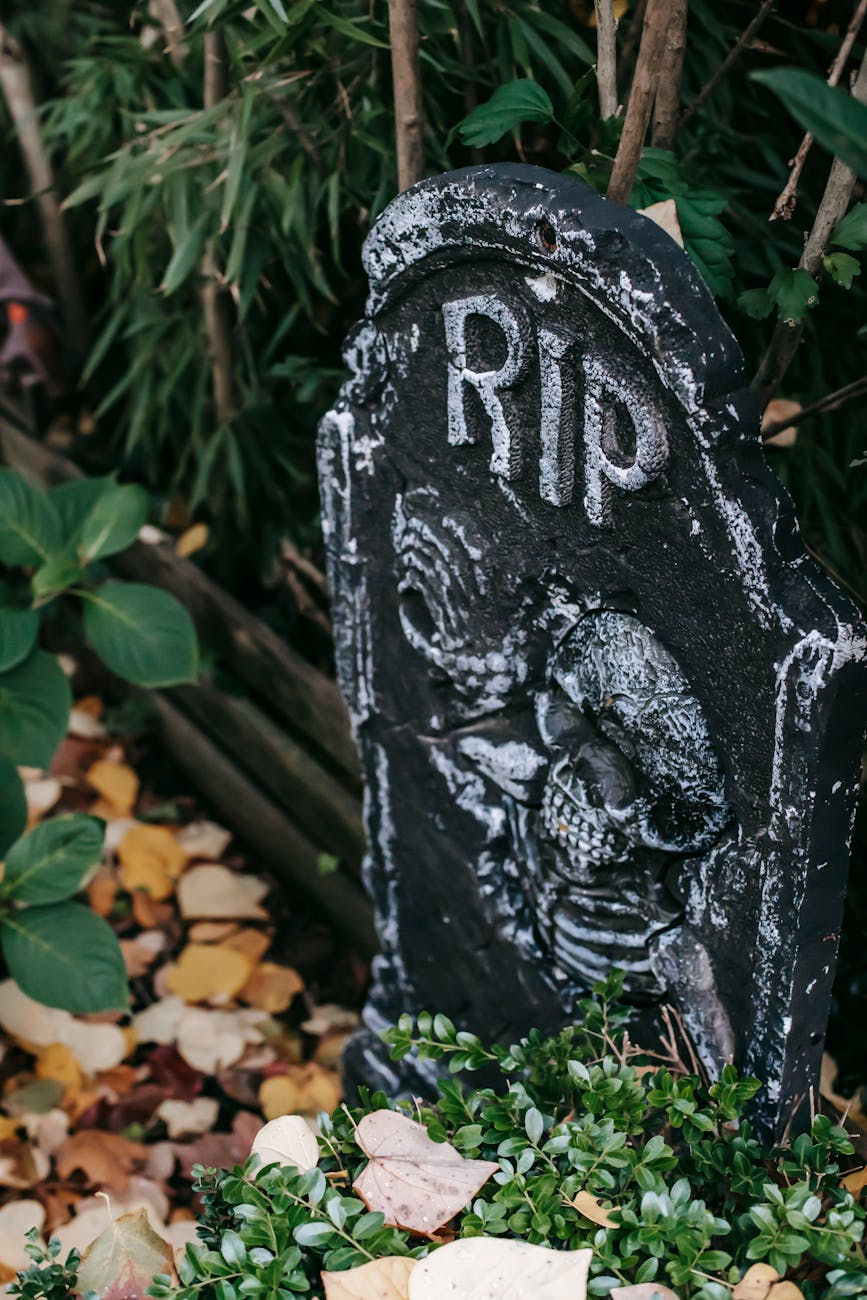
[167, 944, 253, 1003]
[118, 825, 188, 900]
[175, 523, 209, 558]
[571, 1189, 620, 1227]
[324, 1256, 415, 1300]
[87, 760, 140, 815]
[35, 1043, 82, 1092]
[769, 1286, 805, 1300]
[259, 1064, 342, 1121]
[732, 1264, 781, 1300]
[240, 962, 304, 1013]
[841, 1165, 867, 1194]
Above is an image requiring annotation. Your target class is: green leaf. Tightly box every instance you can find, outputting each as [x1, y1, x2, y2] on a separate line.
[3, 814, 104, 905]
[79, 481, 149, 562]
[82, 581, 198, 687]
[458, 79, 554, 147]
[752, 69, 867, 177]
[0, 606, 38, 672]
[31, 557, 85, 604]
[823, 251, 861, 289]
[0, 758, 27, 857]
[161, 215, 209, 295]
[0, 470, 62, 567]
[78, 1208, 173, 1300]
[51, 477, 110, 544]
[0, 650, 71, 768]
[832, 203, 867, 251]
[738, 287, 774, 319]
[768, 267, 819, 323]
[319, 10, 389, 48]
[1, 900, 128, 1012]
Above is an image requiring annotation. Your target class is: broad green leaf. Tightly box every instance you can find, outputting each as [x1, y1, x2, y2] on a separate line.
[458, 79, 554, 148]
[78, 1208, 174, 1300]
[82, 581, 198, 687]
[0, 759, 27, 858]
[832, 203, 867, 251]
[79, 481, 149, 561]
[753, 69, 867, 177]
[824, 251, 861, 289]
[1, 901, 128, 1012]
[51, 477, 111, 544]
[31, 557, 85, 604]
[738, 287, 774, 320]
[0, 471, 62, 568]
[0, 650, 71, 768]
[0, 606, 38, 673]
[3, 814, 104, 905]
[768, 267, 819, 322]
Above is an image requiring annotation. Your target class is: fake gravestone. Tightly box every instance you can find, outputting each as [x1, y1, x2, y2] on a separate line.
[318, 164, 867, 1133]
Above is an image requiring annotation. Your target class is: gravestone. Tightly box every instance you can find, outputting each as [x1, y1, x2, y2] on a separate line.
[318, 163, 867, 1133]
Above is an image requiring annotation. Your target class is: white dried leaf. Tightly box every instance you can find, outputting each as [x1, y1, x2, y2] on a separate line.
[251, 1115, 320, 1173]
[177, 820, 232, 860]
[177, 863, 268, 919]
[0, 1199, 45, 1271]
[157, 1097, 220, 1138]
[408, 1237, 592, 1300]
[637, 198, 684, 248]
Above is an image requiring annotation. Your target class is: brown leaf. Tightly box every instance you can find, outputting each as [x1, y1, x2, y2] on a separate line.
[56, 1130, 147, 1193]
[761, 399, 801, 448]
[240, 962, 305, 1013]
[352, 1110, 498, 1236]
[78, 1207, 174, 1300]
[732, 1265, 781, 1300]
[841, 1166, 867, 1195]
[322, 1256, 415, 1299]
[571, 1189, 620, 1227]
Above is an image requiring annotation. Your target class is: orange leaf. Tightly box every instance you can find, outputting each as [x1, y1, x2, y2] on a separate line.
[87, 760, 140, 815]
[167, 944, 253, 1003]
[842, 1166, 867, 1195]
[221, 928, 272, 963]
[240, 962, 304, 1013]
[571, 1189, 620, 1227]
[78, 1207, 174, 1300]
[259, 1064, 341, 1120]
[732, 1266, 781, 1300]
[118, 825, 188, 900]
[352, 1111, 498, 1236]
[56, 1130, 147, 1193]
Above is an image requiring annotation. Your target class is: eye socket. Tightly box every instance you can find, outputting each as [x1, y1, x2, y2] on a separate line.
[400, 585, 439, 650]
[536, 686, 596, 749]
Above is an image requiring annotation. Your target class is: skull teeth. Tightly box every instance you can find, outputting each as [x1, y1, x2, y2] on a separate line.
[541, 776, 625, 863]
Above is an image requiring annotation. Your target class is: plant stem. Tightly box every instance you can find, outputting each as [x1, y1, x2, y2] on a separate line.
[651, 0, 688, 149]
[680, 0, 776, 130]
[761, 377, 867, 440]
[388, 0, 424, 191]
[752, 44, 867, 409]
[0, 22, 88, 361]
[594, 0, 619, 120]
[201, 28, 236, 427]
[771, 0, 867, 220]
[606, 0, 671, 204]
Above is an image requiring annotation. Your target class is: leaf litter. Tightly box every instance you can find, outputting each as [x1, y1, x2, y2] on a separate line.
[0, 689, 365, 1275]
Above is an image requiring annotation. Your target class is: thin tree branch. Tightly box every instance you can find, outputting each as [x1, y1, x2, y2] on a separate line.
[201, 28, 235, 426]
[680, 0, 775, 129]
[388, 0, 424, 191]
[606, 0, 671, 204]
[651, 0, 688, 149]
[752, 45, 867, 409]
[0, 22, 88, 360]
[771, 0, 867, 221]
[148, 0, 186, 67]
[761, 377, 867, 441]
[594, 0, 619, 120]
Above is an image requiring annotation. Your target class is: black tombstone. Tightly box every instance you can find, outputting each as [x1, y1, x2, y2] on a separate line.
[318, 164, 867, 1133]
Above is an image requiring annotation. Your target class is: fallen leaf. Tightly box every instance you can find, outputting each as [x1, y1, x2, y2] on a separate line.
[762, 398, 801, 448]
[134, 997, 186, 1046]
[637, 198, 684, 248]
[251, 1114, 320, 1173]
[0, 1137, 49, 1188]
[88, 868, 119, 917]
[163, 1219, 200, 1267]
[611, 1288, 680, 1300]
[408, 1238, 591, 1300]
[176, 820, 232, 860]
[240, 962, 304, 1013]
[132, 892, 175, 930]
[0, 983, 127, 1073]
[167, 943, 253, 1003]
[69, 706, 107, 740]
[175, 1007, 263, 1073]
[25, 776, 61, 822]
[87, 760, 140, 815]
[768, 1288, 804, 1300]
[259, 1063, 341, 1120]
[35, 1043, 82, 1093]
[841, 1166, 867, 1195]
[176, 1110, 261, 1177]
[0, 1199, 46, 1281]
[301, 1004, 361, 1036]
[56, 1129, 147, 1193]
[21, 1107, 69, 1158]
[353, 1110, 498, 1235]
[314, 1031, 353, 1070]
[571, 1189, 620, 1227]
[177, 863, 268, 919]
[187, 921, 238, 943]
[147, 1045, 204, 1102]
[175, 522, 209, 558]
[119, 824, 188, 900]
[157, 1097, 219, 1138]
[121, 930, 166, 978]
[324, 1256, 415, 1300]
[78, 1207, 174, 1300]
[221, 927, 272, 963]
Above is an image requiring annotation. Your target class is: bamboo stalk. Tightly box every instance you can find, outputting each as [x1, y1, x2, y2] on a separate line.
[388, 0, 424, 191]
[606, 0, 671, 204]
[0, 23, 88, 357]
[201, 28, 236, 425]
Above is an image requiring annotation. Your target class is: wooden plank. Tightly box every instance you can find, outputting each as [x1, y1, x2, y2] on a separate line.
[0, 414, 360, 778]
[169, 678, 365, 868]
[152, 694, 377, 955]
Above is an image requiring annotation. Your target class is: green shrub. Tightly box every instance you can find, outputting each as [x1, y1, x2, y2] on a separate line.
[14, 976, 867, 1299]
